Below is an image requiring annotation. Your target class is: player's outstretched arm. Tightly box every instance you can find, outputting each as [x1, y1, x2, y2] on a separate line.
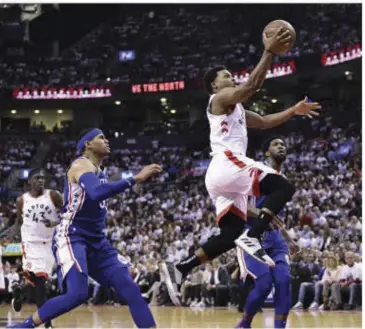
[213, 27, 292, 108]
[70, 159, 162, 202]
[245, 97, 321, 129]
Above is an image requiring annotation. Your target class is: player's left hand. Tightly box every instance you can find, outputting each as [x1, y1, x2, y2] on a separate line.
[293, 96, 322, 119]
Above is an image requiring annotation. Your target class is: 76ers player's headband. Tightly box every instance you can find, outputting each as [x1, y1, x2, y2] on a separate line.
[76, 128, 103, 155]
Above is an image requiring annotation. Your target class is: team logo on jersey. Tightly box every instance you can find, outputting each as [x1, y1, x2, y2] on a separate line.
[24, 202, 53, 223]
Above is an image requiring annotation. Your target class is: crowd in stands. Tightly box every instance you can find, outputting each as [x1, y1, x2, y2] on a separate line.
[0, 100, 361, 311]
[0, 137, 36, 183]
[0, 4, 361, 89]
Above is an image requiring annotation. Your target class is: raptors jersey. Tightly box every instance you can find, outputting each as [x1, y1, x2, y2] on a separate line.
[21, 190, 58, 243]
[206, 94, 248, 156]
[58, 156, 108, 239]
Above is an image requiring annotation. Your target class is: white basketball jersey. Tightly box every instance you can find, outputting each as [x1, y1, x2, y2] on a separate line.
[21, 190, 58, 243]
[206, 94, 248, 156]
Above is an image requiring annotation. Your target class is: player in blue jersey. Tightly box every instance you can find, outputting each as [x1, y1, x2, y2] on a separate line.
[236, 136, 300, 329]
[9, 128, 161, 328]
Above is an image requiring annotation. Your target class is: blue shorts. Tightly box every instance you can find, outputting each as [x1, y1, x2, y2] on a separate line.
[53, 232, 129, 292]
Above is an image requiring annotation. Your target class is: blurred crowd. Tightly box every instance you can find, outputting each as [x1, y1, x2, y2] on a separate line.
[0, 4, 361, 89]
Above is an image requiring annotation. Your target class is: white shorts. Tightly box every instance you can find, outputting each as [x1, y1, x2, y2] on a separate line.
[205, 151, 277, 223]
[22, 241, 54, 283]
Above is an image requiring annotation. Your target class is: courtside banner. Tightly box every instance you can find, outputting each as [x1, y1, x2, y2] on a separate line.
[3, 243, 22, 256]
[13, 86, 113, 100]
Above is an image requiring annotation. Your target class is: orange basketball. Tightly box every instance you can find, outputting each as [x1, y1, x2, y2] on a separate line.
[263, 20, 296, 55]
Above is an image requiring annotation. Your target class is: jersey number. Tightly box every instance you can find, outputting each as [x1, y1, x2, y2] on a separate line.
[32, 212, 45, 223]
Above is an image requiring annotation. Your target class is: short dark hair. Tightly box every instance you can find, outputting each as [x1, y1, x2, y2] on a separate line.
[28, 168, 44, 179]
[262, 135, 286, 154]
[203, 66, 226, 94]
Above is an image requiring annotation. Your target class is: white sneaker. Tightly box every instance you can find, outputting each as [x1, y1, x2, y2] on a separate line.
[190, 300, 198, 307]
[319, 304, 324, 311]
[159, 262, 182, 306]
[196, 301, 205, 308]
[292, 302, 303, 309]
[309, 302, 319, 310]
[235, 230, 275, 267]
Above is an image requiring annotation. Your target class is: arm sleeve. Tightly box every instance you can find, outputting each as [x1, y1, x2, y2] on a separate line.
[79, 172, 135, 202]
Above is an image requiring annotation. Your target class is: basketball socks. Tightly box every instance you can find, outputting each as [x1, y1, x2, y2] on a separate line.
[247, 211, 272, 238]
[34, 276, 52, 328]
[176, 254, 201, 276]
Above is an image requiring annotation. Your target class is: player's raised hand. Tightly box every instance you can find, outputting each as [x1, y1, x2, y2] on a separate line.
[293, 96, 322, 118]
[134, 164, 163, 183]
[263, 27, 292, 55]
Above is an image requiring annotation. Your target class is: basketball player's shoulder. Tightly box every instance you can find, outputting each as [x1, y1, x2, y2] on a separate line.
[69, 157, 95, 175]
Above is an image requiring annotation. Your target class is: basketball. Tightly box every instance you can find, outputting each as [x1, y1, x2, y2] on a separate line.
[263, 20, 296, 54]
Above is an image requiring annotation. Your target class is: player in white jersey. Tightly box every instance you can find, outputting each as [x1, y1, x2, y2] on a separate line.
[161, 27, 321, 306]
[5, 169, 62, 329]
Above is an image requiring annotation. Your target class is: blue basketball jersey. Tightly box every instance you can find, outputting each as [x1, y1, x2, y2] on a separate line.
[61, 157, 108, 238]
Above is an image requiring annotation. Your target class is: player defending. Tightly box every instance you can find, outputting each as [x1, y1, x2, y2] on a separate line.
[236, 137, 299, 329]
[5, 169, 62, 329]
[161, 27, 320, 305]
[9, 128, 160, 328]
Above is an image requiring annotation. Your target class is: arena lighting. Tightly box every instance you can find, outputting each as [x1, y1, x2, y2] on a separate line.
[160, 98, 167, 103]
[321, 44, 361, 67]
[106, 77, 111, 82]
[345, 71, 351, 76]
[233, 61, 296, 84]
[57, 109, 63, 114]
[13, 86, 112, 100]
[115, 100, 121, 105]
[131, 81, 185, 94]
[114, 132, 119, 138]
[11, 110, 17, 114]
[170, 109, 176, 114]
[34, 109, 40, 114]
[271, 99, 278, 104]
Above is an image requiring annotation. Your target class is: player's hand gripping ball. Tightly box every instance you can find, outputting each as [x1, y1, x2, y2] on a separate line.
[263, 20, 296, 55]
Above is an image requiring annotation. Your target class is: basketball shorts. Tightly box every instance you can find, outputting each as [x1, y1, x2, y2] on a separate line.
[205, 151, 277, 223]
[53, 231, 130, 292]
[22, 241, 55, 285]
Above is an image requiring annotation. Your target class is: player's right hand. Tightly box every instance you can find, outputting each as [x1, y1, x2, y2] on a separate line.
[263, 27, 292, 55]
[134, 164, 162, 183]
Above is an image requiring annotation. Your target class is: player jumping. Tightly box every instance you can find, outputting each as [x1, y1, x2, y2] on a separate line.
[161, 27, 320, 305]
[9, 128, 161, 328]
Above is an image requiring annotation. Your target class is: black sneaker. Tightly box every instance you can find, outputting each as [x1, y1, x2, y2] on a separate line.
[45, 321, 53, 329]
[11, 284, 22, 312]
[159, 262, 182, 306]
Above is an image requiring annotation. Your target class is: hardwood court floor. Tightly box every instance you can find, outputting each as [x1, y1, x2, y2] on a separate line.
[3, 304, 362, 328]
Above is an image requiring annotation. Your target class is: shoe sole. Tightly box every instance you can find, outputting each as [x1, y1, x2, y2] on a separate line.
[235, 239, 275, 267]
[160, 262, 181, 306]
